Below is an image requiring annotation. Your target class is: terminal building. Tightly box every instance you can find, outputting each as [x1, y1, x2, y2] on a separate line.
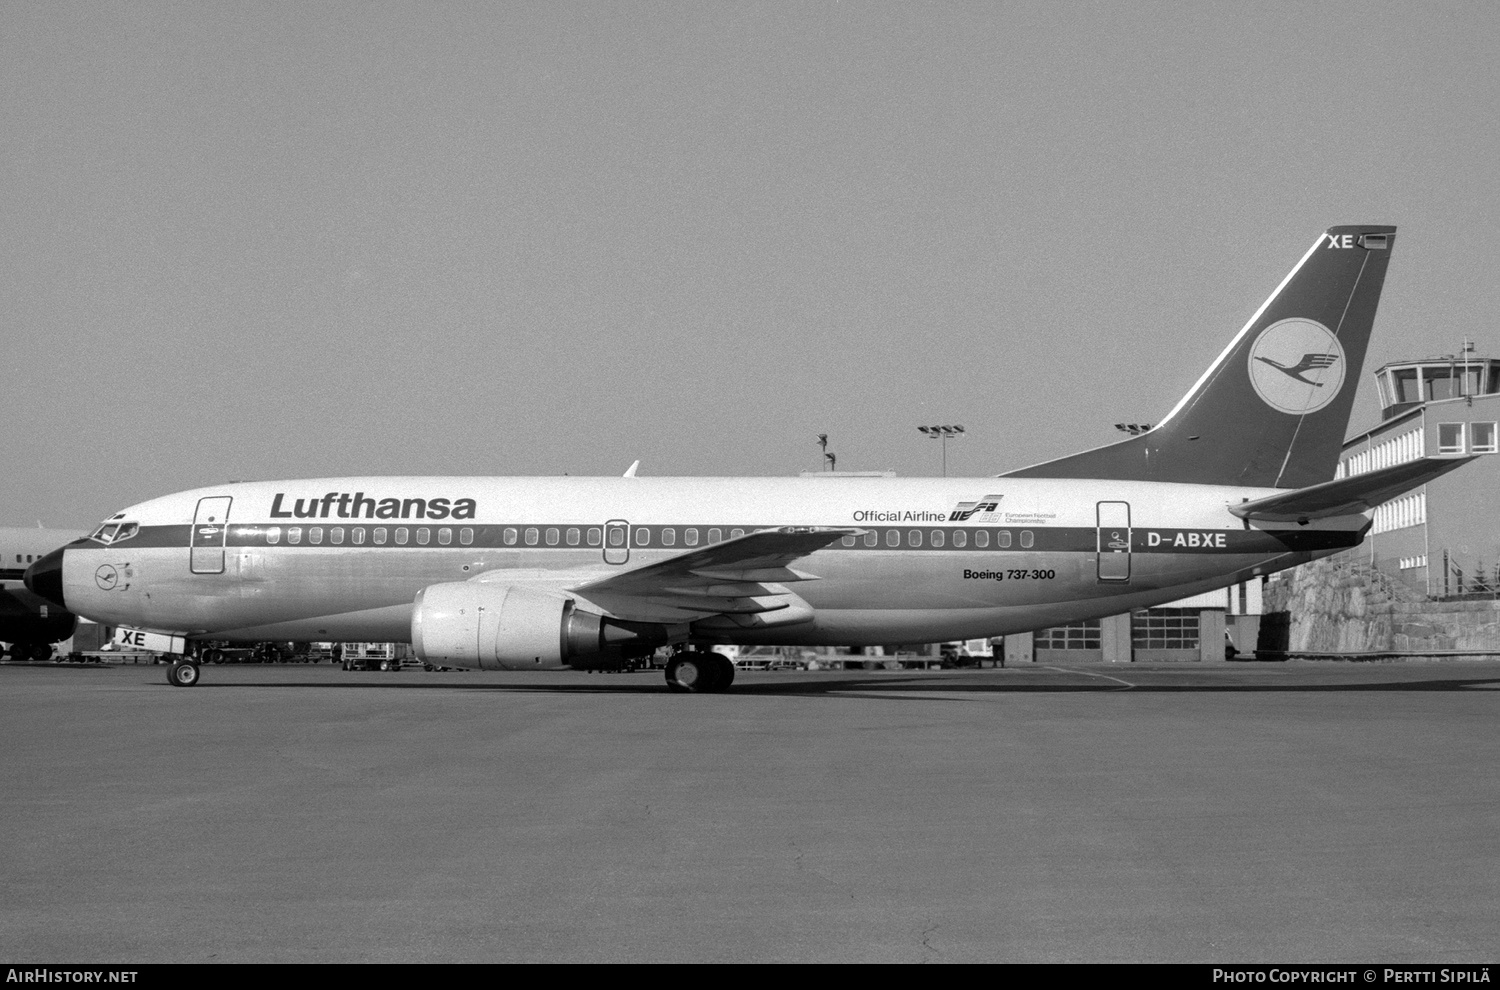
[1334, 347, 1500, 595]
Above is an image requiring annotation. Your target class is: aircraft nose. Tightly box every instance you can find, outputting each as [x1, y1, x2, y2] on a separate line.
[24, 548, 67, 610]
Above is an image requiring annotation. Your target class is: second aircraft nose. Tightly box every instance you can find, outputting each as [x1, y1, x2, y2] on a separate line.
[24, 548, 67, 610]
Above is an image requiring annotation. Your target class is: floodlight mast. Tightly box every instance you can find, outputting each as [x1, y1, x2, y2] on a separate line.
[917, 424, 965, 477]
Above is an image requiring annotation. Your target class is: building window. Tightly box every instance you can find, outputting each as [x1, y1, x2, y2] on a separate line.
[1472, 422, 1498, 454]
[1036, 620, 1101, 651]
[1132, 609, 1200, 649]
[1438, 423, 1466, 454]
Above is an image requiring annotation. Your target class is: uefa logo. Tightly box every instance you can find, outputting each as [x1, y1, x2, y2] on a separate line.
[1247, 318, 1345, 415]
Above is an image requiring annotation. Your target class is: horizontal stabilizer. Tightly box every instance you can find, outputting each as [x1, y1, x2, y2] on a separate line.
[1230, 456, 1474, 523]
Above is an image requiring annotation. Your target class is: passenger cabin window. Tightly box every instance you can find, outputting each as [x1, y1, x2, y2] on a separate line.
[439, 528, 452, 545]
[396, 528, 409, 545]
[975, 531, 990, 548]
[635, 528, 650, 546]
[931, 530, 944, 547]
[1020, 531, 1034, 548]
[864, 531, 877, 547]
[730, 528, 744, 539]
[996, 530, 1010, 548]
[504, 528, 517, 546]
[461, 528, 474, 546]
[525, 528, 538, 546]
[374, 528, 388, 545]
[908, 530, 922, 547]
[661, 528, 676, 546]
[952, 530, 966, 548]
[309, 527, 323, 545]
[685, 528, 699, 546]
[886, 530, 900, 547]
[708, 528, 722, 543]
[352, 528, 366, 545]
[587, 528, 602, 546]
[288, 527, 302, 545]
[266, 527, 281, 545]
[842, 535, 855, 547]
[545, 528, 558, 546]
[417, 528, 431, 545]
[330, 527, 344, 545]
[565, 528, 579, 546]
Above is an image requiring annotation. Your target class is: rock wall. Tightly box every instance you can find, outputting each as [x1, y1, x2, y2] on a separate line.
[1264, 557, 1500, 653]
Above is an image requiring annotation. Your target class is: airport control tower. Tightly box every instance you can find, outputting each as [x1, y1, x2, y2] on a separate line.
[1371, 343, 1500, 420]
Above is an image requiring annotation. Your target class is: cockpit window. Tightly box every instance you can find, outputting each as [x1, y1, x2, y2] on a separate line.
[90, 521, 139, 545]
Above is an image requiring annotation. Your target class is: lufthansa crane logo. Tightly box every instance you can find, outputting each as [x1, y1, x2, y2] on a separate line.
[1247, 318, 1345, 415]
[95, 564, 119, 590]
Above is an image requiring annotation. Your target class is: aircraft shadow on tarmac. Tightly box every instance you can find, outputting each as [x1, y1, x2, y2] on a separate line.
[209, 669, 1500, 697]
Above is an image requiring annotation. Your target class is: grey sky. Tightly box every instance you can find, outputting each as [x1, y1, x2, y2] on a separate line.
[4, 2, 1498, 526]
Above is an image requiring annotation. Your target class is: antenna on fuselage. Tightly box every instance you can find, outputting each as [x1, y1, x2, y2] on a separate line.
[623, 460, 640, 478]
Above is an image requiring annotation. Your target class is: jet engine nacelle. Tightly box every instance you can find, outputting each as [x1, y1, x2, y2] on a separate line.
[411, 582, 660, 671]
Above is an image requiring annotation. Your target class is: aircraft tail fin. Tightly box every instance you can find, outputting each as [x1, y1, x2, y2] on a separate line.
[1003, 226, 1397, 489]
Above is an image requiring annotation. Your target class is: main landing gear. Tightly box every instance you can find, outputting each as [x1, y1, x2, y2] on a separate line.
[664, 649, 736, 693]
[165, 656, 200, 687]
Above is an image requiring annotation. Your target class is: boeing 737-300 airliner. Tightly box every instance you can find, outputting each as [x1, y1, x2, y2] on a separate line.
[25, 225, 1472, 690]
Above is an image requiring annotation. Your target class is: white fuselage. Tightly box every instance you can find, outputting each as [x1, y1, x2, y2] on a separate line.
[50, 475, 1365, 648]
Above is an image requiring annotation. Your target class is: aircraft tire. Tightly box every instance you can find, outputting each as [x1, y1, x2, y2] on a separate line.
[705, 652, 735, 692]
[665, 653, 711, 693]
[167, 661, 200, 688]
[32, 643, 54, 662]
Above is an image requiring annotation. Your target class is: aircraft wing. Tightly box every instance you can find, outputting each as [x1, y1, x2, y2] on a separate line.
[1229, 456, 1474, 523]
[568, 526, 860, 626]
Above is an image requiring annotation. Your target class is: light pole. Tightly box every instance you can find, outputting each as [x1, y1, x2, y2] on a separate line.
[917, 425, 965, 477]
